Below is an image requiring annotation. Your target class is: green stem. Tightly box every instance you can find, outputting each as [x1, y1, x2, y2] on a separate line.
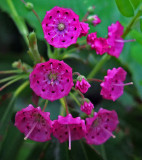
[6, 0, 29, 45]
[0, 75, 29, 91]
[87, 54, 110, 78]
[0, 70, 22, 74]
[42, 100, 48, 111]
[0, 75, 22, 83]
[69, 92, 81, 106]
[122, 9, 142, 38]
[47, 43, 53, 58]
[101, 144, 107, 160]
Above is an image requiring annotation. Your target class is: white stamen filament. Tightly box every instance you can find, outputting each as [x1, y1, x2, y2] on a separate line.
[68, 126, 71, 150]
[112, 82, 133, 86]
[115, 39, 136, 43]
[102, 127, 116, 138]
[24, 122, 37, 140]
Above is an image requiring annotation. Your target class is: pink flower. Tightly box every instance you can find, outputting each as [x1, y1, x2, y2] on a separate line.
[81, 101, 94, 115]
[85, 108, 119, 145]
[87, 33, 109, 55]
[107, 21, 124, 58]
[52, 114, 86, 150]
[15, 104, 52, 142]
[92, 15, 101, 26]
[100, 67, 131, 101]
[30, 59, 74, 101]
[87, 32, 97, 45]
[92, 37, 109, 55]
[75, 77, 91, 94]
[42, 6, 81, 48]
[79, 22, 90, 38]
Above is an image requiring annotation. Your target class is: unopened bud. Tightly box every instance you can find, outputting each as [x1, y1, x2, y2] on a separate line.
[25, 2, 34, 11]
[87, 6, 95, 13]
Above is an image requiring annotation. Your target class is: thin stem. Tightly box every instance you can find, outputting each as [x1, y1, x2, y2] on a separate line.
[24, 122, 37, 140]
[47, 43, 53, 58]
[69, 92, 81, 106]
[101, 144, 107, 160]
[72, 87, 85, 99]
[73, 72, 81, 76]
[122, 9, 142, 38]
[60, 97, 69, 115]
[0, 75, 23, 84]
[6, 0, 29, 45]
[0, 75, 28, 91]
[87, 78, 103, 83]
[87, 54, 110, 78]
[42, 100, 48, 111]
[63, 97, 69, 114]
[0, 70, 22, 74]
[115, 39, 136, 43]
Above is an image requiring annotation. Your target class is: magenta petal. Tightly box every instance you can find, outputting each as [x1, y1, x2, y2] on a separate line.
[42, 6, 81, 48]
[85, 108, 119, 145]
[100, 67, 127, 101]
[15, 104, 52, 142]
[52, 114, 86, 143]
[30, 59, 74, 101]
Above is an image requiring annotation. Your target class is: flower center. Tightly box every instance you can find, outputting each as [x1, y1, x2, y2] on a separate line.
[58, 23, 65, 31]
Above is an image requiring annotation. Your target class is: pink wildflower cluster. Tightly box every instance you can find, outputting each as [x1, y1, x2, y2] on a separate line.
[42, 6, 90, 48]
[15, 105, 118, 148]
[14, 6, 133, 151]
[87, 21, 134, 58]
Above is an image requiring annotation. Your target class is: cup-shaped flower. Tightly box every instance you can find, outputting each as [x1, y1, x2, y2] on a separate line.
[85, 108, 119, 145]
[30, 59, 74, 101]
[42, 6, 81, 48]
[15, 104, 52, 142]
[52, 114, 86, 150]
[100, 67, 129, 101]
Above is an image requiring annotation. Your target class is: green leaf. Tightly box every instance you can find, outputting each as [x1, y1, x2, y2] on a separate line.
[140, 18, 142, 32]
[0, 125, 24, 160]
[130, 0, 141, 9]
[115, 0, 134, 17]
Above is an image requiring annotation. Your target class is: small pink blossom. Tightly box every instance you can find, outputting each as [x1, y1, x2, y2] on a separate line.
[42, 6, 81, 48]
[52, 114, 86, 150]
[79, 22, 90, 38]
[75, 77, 91, 94]
[85, 108, 119, 145]
[30, 59, 74, 101]
[92, 37, 109, 55]
[87, 32, 97, 45]
[87, 33, 109, 55]
[15, 104, 52, 142]
[92, 15, 101, 26]
[81, 101, 94, 115]
[100, 67, 127, 101]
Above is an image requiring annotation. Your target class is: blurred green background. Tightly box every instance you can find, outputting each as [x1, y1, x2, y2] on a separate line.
[0, 0, 142, 160]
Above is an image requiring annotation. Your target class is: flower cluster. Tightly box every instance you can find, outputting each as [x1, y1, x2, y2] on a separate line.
[87, 21, 134, 58]
[15, 105, 118, 148]
[14, 6, 133, 150]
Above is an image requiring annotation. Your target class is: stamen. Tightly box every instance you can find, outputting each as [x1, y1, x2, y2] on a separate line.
[115, 39, 135, 43]
[24, 122, 37, 140]
[68, 126, 71, 150]
[102, 127, 116, 138]
[58, 23, 65, 31]
[112, 82, 133, 86]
